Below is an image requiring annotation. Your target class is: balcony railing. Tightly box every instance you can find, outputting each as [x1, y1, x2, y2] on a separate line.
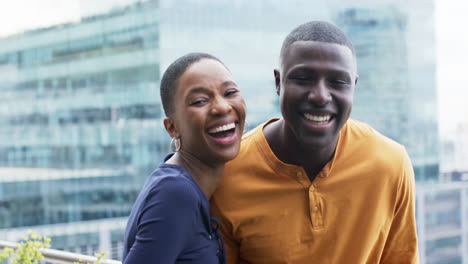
[0, 240, 122, 264]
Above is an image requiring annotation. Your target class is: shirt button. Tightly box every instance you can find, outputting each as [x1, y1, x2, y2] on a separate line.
[313, 205, 319, 212]
[208, 235, 212, 240]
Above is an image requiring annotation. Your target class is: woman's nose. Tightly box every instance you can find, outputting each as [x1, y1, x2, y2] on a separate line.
[211, 97, 232, 115]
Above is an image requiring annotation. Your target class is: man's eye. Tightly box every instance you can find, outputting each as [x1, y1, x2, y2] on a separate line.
[225, 89, 239, 97]
[329, 79, 349, 85]
[331, 79, 346, 83]
[292, 76, 308, 80]
[290, 76, 314, 83]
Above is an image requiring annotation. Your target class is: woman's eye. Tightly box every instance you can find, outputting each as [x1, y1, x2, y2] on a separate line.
[190, 98, 208, 106]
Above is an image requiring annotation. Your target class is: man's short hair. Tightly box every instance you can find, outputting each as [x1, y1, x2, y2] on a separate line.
[160, 53, 225, 117]
[280, 21, 355, 60]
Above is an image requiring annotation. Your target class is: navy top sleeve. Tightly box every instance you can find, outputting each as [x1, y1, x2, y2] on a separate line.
[123, 161, 225, 264]
[124, 176, 198, 262]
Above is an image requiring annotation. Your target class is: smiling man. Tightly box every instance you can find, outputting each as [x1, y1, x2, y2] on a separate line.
[211, 21, 418, 263]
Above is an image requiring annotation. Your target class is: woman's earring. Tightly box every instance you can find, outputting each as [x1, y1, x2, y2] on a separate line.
[170, 138, 181, 152]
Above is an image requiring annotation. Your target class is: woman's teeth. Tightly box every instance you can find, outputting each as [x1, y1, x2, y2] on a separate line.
[208, 122, 235, 133]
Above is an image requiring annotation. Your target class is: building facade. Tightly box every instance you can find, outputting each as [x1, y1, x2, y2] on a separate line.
[335, 2, 439, 182]
[0, 0, 162, 255]
[441, 122, 468, 178]
[417, 183, 468, 264]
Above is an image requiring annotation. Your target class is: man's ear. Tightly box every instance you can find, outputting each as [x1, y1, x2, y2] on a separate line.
[274, 69, 281, 95]
[163, 117, 180, 139]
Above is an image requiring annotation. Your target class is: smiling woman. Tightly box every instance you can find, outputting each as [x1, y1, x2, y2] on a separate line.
[166, 58, 245, 166]
[122, 53, 245, 264]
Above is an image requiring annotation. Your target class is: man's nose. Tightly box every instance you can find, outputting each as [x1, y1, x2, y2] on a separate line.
[307, 80, 332, 106]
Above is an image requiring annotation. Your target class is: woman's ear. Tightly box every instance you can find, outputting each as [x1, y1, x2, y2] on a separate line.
[163, 117, 180, 139]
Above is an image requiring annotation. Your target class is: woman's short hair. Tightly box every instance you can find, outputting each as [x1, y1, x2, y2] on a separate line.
[160, 53, 225, 117]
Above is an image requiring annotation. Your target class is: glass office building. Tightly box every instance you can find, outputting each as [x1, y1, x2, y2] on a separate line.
[0, 0, 455, 263]
[441, 122, 468, 176]
[336, 5, 439, 182]
[417, 183, 468, 264]
[0, 0, 161, 258]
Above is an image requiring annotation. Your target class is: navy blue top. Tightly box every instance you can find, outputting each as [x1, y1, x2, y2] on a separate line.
[123, 155, 225, 264]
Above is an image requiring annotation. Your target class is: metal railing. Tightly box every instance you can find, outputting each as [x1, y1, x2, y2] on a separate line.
[0, 240, 122, 264]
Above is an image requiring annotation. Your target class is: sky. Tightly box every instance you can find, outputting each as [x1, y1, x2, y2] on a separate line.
[0, 0, 136, 36]
[0, 0, 466, 137]
[434, 0, 468, 135]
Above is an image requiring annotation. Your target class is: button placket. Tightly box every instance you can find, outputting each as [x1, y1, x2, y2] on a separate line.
[294, 169, 310, 189]
[308, 185, 324, 229]
[313, 205, 319, 212]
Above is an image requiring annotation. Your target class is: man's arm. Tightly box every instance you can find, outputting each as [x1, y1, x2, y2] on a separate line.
[380, 149, 419, 263]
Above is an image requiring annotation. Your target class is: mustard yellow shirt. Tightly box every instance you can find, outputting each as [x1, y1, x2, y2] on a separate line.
[211, 118, 418, 264]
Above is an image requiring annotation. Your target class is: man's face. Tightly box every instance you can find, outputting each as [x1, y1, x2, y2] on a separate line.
[275, 40, 358, 150]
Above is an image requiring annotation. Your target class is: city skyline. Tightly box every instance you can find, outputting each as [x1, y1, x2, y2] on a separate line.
[0, 0, 466, 137]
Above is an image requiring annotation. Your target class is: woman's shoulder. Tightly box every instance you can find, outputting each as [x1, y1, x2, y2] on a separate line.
[144, 165, 201, 203]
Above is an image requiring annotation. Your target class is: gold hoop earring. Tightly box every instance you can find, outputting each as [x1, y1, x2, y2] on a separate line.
[170, 138, 181, 152]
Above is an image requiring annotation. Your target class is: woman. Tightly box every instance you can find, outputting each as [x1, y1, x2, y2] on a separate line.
[122, 53, 246, 263]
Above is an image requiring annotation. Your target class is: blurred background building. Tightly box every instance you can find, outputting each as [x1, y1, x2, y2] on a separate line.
[442, 122, 468, 181]
[335, 2, 439, 183]
[0, 0, 465, 263]
[0, 1, 162, 259]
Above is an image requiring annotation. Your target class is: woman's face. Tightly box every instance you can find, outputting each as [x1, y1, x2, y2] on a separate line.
[167, 58, 246, 165]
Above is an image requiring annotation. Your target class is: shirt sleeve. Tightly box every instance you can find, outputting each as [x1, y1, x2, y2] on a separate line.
[380, 149, 419, 264]
[210, 197, 241, 264]
[124, 177, 198, 264]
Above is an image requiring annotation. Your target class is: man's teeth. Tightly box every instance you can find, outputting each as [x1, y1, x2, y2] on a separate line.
[303, 113, 331, 122]
[208, 122, 235, 133]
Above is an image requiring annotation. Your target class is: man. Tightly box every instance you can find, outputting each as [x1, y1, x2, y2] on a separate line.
[211, 21, 418, 263]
